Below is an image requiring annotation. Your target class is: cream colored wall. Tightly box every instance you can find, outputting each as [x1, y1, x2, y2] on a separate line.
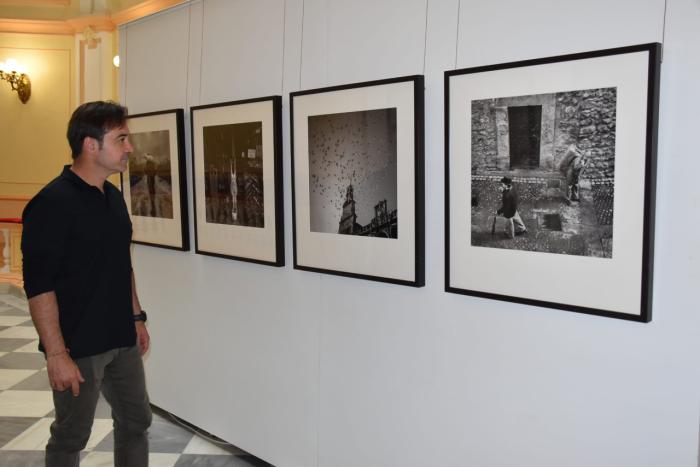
[0, 32, 75, 203]
[77, 31, 116, 104]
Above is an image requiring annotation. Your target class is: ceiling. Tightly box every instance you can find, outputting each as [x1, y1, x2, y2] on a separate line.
[0, 0, 154, 21]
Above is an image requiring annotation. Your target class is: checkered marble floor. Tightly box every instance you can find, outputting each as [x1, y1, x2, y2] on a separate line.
[0, 292, 271, 467]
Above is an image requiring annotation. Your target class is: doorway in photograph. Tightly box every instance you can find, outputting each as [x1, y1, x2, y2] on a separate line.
[508, 105, 542, 169]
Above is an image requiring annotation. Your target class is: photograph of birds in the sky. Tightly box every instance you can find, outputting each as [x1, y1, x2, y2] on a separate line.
[307, 107, 398, 234]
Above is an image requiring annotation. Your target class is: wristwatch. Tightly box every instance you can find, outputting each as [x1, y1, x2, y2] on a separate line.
[133, 310, 148, 322]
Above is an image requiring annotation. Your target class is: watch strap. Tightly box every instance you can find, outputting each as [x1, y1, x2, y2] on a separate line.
[133, 310, 147, 322]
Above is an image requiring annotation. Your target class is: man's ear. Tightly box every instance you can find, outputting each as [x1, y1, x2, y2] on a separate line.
[82, 136, 99, 155]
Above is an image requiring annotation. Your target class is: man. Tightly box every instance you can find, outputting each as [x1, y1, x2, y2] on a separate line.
[560, 143, 589, 203]
[21, 101, 152, 467]
[496, 176, 527, 239]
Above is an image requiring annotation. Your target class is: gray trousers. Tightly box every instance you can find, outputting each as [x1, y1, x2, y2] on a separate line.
[46, 345, 152, 467]
[504, 211, 527, 239]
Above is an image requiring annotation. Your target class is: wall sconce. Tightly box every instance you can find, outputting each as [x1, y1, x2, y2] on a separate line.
[0, 58, 31, 104]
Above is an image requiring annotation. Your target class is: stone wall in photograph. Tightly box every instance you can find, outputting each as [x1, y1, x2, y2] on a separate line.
[553, 87, 617, 179]
[470, 87, 617, 180]
[471, 99, 499, 172]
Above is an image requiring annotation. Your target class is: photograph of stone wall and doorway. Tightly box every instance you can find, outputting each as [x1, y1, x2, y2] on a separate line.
[447, 44, 660, 320]
[470, 87, 617, 258]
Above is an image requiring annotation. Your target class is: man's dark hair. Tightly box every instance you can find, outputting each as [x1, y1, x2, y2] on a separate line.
[67, 101, 128, 159]
[500, 176, 513, 186]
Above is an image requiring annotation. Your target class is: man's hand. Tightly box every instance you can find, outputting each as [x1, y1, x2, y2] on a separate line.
[27, 291, 84, 396]
[47, 352, 85, 396]
[130, 271, 149, 356]
[135, 321, 150, 356]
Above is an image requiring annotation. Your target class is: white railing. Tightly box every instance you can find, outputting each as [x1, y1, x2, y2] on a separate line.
[0, 228, 9, 273]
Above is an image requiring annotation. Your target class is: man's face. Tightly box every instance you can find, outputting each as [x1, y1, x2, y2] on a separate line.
[500, 183, 510, 192]
[95, 123, 133, 174]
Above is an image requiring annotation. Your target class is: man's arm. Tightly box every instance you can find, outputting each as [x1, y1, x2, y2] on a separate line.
[131, 271, 150, 356]
[28, 291, 85, 396]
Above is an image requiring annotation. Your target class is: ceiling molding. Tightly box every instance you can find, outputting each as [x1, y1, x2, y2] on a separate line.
[0, 0, 70, 5]
[0, 17, 74, 34]
[65, 15, 113, 32]
[0, 0, 187, 35]
[111, 0, 186, 26]
[0, 16, 113, 35]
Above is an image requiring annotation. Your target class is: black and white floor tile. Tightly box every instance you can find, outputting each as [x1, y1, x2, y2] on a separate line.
[0, 292, 271, 467]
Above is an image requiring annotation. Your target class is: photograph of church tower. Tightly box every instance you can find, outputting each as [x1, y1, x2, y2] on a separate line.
[307, 107, 398, 239]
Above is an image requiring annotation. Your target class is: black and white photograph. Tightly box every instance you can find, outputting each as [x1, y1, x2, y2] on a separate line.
[128, 130, 174, 219]
[202, 122, 264, 228]
[446, 43, 660, 321]
[121, 109, 189, 251]
[470, 87, 617, 258]
[308, 108, 397, 238]
[191, 96, 284, 266]
[291, 75, 424, 286]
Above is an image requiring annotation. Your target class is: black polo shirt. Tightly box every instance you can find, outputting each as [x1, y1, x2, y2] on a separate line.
[22, 165, 136, 358]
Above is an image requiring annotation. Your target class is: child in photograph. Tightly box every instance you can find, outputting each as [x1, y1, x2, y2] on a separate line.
[496, 176, 527, 239]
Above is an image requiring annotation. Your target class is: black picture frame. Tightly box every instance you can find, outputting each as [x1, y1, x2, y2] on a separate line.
[190, 96, 284, 266]
[121, 108, 189, 251]
[445, 43, 661, 322]
[290, 75, 425, 287]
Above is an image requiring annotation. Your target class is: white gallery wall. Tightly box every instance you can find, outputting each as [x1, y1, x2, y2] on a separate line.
[119, 1, 700, 466]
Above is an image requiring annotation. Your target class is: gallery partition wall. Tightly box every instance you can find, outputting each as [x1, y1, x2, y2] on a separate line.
[119, 1, 700, 467]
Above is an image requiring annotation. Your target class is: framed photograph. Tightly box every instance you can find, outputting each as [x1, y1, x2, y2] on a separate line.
[445, 43, 661, 322]
[190, 96, 284, 266]
[121, 108, 189, 251]
[291, 75, 424, 286]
